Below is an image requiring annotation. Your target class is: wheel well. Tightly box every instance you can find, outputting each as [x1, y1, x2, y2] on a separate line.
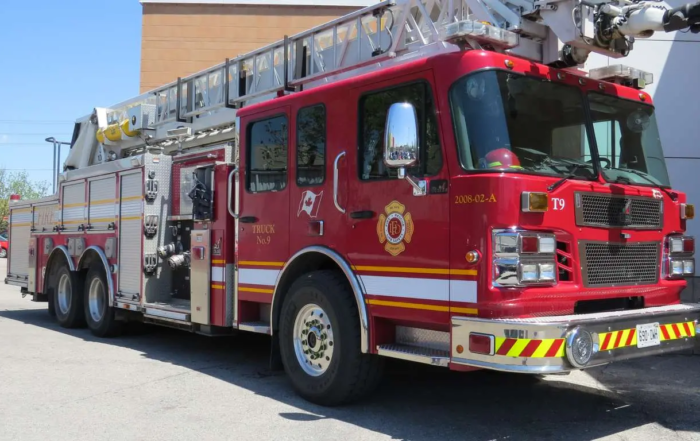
[77, 249, 102, 273]
[271, 252, 348, 332]
[43, 247, 74, 293]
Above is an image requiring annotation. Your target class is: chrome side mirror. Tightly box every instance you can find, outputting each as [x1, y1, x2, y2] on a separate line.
[383, 102, 426, 196]
[384, 102, 419, 168]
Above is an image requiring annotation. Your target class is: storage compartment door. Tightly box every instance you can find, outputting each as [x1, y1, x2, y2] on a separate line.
[8, 205, 32, 282]
[62, 181, 86, 231]
[89, 176, 116, 231]
[118, 171, 143, 300]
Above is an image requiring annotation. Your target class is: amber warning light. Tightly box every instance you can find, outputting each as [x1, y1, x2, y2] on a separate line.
[681, 203, 695, 220]
[521, 192, 549, 212]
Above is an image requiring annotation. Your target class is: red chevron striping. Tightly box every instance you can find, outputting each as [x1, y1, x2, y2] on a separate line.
[683, 322, 692, 337]
[497, 338, 517, 356]
[613, 330, 624, 349]
[519, 340, 542, 358]
[601, 332, 613, 351]
[545, 339, 564, 357]
[672, 323, 682, 339]
[625, 328, 636, 347]
[661, 325, 671, 340]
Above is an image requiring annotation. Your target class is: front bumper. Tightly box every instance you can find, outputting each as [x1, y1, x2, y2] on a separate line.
[451, 304, 700, 373]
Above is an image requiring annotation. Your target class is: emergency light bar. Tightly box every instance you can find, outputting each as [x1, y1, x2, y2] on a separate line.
[588, 64, 654, 89]
[441, 20, 519, 49]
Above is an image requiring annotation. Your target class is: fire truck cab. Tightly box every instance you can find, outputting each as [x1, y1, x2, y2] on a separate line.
[5, 0, 700, 406]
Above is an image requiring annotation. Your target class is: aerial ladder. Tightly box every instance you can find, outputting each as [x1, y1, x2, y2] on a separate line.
[64, 0, 700, 168]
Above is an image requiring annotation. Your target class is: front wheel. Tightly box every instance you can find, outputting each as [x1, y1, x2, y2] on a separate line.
[83, 265, 121, 338]
[0, 248, 6, 258]
[279, 270, 384, 406]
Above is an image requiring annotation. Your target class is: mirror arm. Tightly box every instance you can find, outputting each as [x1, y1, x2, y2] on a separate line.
[398, 168, 427, 196]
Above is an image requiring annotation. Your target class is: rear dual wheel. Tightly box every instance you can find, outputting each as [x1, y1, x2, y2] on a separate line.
[52, 265, 85, 328]
[83, 265, 121, 338]
[49, 262, 120, 337]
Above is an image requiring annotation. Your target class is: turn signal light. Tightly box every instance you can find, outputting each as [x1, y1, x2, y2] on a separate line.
[465, 250, 481, 263]
[681, 203, 695, 220]
[684, 237, 695, 253]
[520, 236, 538, 253]
[521, 192, 549, 212]
[469, 333, 494, 355]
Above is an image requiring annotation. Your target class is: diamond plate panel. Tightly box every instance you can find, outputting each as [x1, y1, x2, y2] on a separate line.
[396, 326, 450, 352]
[142, 153, 174, 305]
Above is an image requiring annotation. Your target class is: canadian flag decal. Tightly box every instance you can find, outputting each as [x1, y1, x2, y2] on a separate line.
[297, 190, 323, 218]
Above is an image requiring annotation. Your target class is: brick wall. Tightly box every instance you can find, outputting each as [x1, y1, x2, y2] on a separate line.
[140, 3, 360, 92]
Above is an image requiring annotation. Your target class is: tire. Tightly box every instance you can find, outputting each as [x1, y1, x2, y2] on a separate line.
[83, 264, 121, 338]
[0, 248, 6, 258]
[47, 289, 56, 317]
[278, 270, 384, 406]
[52, 264, 85, 328]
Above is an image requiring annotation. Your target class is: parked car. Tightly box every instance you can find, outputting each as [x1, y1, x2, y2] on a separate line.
[0, 233, 8, 258]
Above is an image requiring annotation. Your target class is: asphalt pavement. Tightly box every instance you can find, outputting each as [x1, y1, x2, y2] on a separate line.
[1, 258, 699, 441]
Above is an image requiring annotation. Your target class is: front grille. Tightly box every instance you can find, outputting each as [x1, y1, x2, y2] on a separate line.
[576, 193, 662, 229]
[581, 241, 660, 287]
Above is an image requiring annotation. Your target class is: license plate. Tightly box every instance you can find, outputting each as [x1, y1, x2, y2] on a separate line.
[636, 322, 661, 348]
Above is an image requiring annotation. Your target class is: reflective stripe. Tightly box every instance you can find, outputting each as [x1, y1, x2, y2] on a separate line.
[239, 268, 279, 286]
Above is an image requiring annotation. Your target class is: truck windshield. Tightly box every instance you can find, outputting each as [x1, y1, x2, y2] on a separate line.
[449, 70, 672, 188]
[450, 70, 596, 180]
[587, 92, 670, 187]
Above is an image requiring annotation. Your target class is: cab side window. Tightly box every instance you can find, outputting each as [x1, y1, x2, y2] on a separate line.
[296, 104, 326, 186]
[247, 115, 288, 192]
[358, 82, 442, 180]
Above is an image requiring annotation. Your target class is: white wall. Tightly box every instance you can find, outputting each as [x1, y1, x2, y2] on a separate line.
[585, 6, 700, 294]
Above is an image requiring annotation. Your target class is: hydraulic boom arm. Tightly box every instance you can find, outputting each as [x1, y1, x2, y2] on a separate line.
[612, 0, 700, 36]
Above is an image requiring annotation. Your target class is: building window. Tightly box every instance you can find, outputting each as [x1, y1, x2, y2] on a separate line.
[358, 82, 442, 181]
[247, 115, 288, 192]
[296, 104, 326, 186]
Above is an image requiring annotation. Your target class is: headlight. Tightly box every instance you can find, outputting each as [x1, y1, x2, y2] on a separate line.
[671, 260, 684, 276]
[520, 263, 538, 282]
[684, 259, 695, 275]
[493, 230, 557, 286]
[539, 263, 556, 281]
[664, 235, 695, 279]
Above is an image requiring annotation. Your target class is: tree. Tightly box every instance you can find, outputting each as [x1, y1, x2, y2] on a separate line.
[0, 168, 50, 233]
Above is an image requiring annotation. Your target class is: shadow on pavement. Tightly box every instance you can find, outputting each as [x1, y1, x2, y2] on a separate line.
[2, 306, 699, 441]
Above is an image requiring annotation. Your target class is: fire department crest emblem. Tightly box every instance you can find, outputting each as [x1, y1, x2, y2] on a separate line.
[377, 201, 414, 256]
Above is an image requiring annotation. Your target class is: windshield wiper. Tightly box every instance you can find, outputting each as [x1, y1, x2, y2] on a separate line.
[611, 167, 677, 200]
[547, 163, 594, 192]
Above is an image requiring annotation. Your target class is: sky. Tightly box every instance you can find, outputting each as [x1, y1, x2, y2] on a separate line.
[0, 0, 143, 192]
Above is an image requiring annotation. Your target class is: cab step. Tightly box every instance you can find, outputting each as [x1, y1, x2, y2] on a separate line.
[238, 321, 271, 335]
[376, 344, 450, 367]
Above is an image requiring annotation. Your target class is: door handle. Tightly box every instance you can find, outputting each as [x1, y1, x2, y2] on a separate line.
[350, 210, 375, 219]
[333, 151, 346, 214]
[239, 216, 258, 223]
[227, 167, 239, 219]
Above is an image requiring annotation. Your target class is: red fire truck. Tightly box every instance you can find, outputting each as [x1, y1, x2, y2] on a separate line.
[5, 0, 700, 405]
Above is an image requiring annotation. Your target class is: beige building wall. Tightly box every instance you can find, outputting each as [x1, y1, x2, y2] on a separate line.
[140, 2, 364, 92]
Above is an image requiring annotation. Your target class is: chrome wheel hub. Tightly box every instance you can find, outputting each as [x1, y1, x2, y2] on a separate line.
[293, 304, 334, 377]
[88, 277, 106, 323]
[57, 273, 72, 315]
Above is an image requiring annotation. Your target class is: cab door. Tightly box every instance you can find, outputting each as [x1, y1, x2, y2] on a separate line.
[236, 107, 291, 317]
[345, 74, 452, 329]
